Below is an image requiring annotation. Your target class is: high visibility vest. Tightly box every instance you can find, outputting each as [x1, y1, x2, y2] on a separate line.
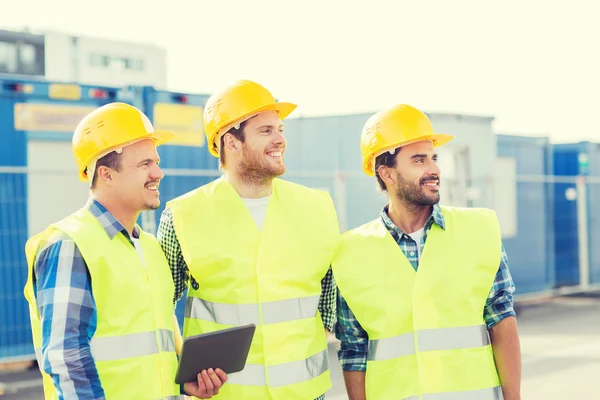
[167, 177, 340, 400]
[23, 208, 184, 400]
[331, 206, 503, 400]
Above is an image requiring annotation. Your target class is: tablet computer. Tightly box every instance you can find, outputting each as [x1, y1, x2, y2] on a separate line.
[175, 324, 256, 385]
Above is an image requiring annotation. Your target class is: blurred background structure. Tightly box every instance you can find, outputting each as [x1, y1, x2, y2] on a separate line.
[1, 2, 599, 397]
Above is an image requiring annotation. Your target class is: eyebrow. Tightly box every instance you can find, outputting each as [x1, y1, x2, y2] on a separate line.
[410, 153, 438, 159]
[256, 124, 283, 130]
[138, 158, 160, 165]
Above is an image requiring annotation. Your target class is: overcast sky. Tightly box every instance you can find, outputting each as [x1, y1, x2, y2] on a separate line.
[2, 0, 599, 143]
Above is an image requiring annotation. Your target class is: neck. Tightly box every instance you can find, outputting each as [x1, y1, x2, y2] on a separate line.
[91, 192, 140, 236]
[387, 195, 433, 234]
[223, 170, 273, 199]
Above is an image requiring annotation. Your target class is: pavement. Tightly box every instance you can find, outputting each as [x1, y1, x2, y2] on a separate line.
[2, 294, 599, 399]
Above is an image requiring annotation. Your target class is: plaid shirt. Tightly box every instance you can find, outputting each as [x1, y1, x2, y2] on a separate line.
[334, 203, 517, 372]
[31, 199, 138, 400]
[157, 206, 336, 400]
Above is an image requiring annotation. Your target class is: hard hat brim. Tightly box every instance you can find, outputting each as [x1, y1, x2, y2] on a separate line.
[150, 130, 176, 146]
[237, 102, 297, 125]
[363, 133, 454, 176]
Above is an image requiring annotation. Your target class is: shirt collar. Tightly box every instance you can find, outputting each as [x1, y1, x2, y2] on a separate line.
[85, 198, 140, 240]
[380, 202, 446, 236]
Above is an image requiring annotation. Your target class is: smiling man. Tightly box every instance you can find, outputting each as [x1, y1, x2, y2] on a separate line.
[158, 80, 341, 400]
[23, 102, 226, 400]
[331, 104, 522, 400]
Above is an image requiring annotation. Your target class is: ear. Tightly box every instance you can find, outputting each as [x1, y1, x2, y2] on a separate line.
[96, 165, 115, 186]
[223, 133, 242, 155]
[378, 165, 396, 187]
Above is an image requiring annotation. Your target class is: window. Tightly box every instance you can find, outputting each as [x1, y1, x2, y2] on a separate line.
[126, 58, 144, 71]
[90, 54, 144, 71]
[90, 54, 109, 67]
[0, 40, 17, 73]
[19, 43, 37, 74]
[0, 31, 45, 76]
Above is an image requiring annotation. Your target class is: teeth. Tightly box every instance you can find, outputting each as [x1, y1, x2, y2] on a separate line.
[147, 185, 158, 190]
[268, 151, 282, 157]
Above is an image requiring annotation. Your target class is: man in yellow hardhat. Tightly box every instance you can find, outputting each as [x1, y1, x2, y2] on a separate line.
[23, 102, 226, 400]
[331, 104, 522, 400]
[157, 80, 340, 400]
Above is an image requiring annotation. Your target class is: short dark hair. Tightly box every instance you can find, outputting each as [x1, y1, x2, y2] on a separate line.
[219, 120, 248, 167]
[374, 149, 399, 192]
[90, 151, 122, 189]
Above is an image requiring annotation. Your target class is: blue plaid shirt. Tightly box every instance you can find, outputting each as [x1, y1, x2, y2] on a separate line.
[334, 204, 517, 372]
[31, 199, 139, 400]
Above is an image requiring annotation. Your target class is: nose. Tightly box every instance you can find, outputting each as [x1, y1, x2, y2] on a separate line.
[272, 130, 286, 148]
[427, 159, 441, 176]
[151, 163, 164, 180]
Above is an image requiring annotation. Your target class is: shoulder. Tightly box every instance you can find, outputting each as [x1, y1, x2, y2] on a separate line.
[165, 180, 219, 209]
[440, 205, 498, 222]
[340, 218, 383, 241]
[276, 178, 334, 204]
[30, 229, 82, 277]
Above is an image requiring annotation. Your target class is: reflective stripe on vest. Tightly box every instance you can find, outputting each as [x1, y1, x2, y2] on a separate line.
[404, 385, 503, 400]
[226, 349, 328, 387]
[185, 295, 320, 326]
[34, 329, 175, 364]
[368, 324, 490, 361]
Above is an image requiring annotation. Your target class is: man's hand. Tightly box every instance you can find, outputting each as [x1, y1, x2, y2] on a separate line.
[184, 368, 228, 399]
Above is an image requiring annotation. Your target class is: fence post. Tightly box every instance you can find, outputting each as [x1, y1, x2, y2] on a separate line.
[576, 175, 590, 289]
[334, 171, 347, 233]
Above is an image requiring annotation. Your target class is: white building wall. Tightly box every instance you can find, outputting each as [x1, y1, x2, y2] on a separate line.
[43, 32, 75, 82]
[44, 31, 167, 88]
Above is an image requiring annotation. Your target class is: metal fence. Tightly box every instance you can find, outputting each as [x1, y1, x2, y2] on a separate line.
[1, 167, 599, 361]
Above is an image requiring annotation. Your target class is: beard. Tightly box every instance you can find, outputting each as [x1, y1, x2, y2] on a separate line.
[142, 180, 161, 210]
[142, 200, 160, 211]
[395, 172, 440, 207]
[238, 145, 285, 186]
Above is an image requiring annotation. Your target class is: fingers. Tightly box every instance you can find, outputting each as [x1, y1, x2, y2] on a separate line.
[185, 369, 227, 399]
[215, 368, 228, 383]
[201, 370, 215, 397]
[207, 368, 223, 393]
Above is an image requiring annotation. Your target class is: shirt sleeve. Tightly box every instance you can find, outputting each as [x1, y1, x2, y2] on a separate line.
[334, 291, 369, 372]
[34, 237, 105, 400]
[157, 207, 196, 307]
[318, 266, 337, 331]
[484, 243, 517, 330]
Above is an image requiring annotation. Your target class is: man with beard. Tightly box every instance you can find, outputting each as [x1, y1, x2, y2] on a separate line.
[331, 104, 521, 400]
[157, 80, 340, 400]
[24, 102, 226, 400]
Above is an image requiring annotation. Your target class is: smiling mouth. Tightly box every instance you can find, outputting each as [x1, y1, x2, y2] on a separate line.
[266, 151, 283, 159]
[145, 183, 159, 192]
[421, 180, 439, 188]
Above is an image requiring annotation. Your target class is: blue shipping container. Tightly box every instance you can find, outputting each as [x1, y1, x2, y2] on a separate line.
[496, 134, 555, 294]
[553, 141, 600, 287]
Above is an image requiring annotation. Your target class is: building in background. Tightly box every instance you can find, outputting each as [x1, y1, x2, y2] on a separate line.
[0, 28, 167, 88]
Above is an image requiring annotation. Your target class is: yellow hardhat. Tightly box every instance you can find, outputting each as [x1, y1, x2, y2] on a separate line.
[203, 80, 297, 157]
[360, 104, 454, 176]
[72, 102, 175, 182]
